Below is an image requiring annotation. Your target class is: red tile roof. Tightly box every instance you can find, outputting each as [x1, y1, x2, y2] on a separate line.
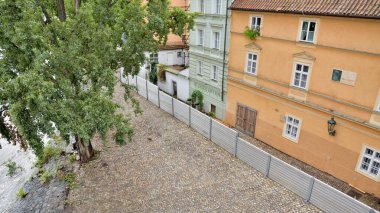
[230, 0, 380, 19]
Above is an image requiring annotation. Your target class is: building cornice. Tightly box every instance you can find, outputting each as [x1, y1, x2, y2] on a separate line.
[231, 31, 380, 56]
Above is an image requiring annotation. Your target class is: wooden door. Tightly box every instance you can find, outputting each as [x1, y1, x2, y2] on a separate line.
[235, 104, 257, 137]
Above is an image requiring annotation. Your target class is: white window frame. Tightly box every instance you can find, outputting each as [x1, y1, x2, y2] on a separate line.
[214, 0, 222, 14]
[199, 0, 205, 13]
[245, 52, 259, 75]
[149, 53, 158, 63]
[197, 61, 203, 75]
[357, 146, 380, 180]
[250, 16, 262, 31]
[211, 65, 218, 82]
[282, 115, 302, 143]
[298, 19, 318, 44]
[212, 31, 220, 49]
[291, 62, 312, 90]
[197, 29, 204, 46]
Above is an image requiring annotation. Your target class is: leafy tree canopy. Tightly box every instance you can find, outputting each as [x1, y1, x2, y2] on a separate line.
[0, 0, 196, 162]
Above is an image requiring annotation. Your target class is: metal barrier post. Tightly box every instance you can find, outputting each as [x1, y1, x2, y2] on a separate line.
[209, 117, 212, 140]
[146, 80, 148, 100]
[265, 155, 272, 177]
[157, 88, 160, 108]
[171, 98, 174, 116]
[135, 77, 138, 92]
[305, 177, 315, 203]
[234, 133, 239, 157]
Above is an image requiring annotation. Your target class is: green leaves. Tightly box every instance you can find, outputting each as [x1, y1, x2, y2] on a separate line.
[0, 0, 195, 159]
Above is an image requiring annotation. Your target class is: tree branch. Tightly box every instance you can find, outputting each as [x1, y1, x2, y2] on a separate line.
[74, 0, 81, 15]
[40, 3, 52, 24]
[57, 0, 66, 22]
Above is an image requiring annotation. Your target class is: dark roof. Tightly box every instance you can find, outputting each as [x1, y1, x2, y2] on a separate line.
[230, 0, 380, 19]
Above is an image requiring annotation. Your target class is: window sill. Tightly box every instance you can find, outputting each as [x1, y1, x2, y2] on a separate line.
[245, 72, 257, 76]
[282, 135, 298, 143]
[355, 169, 380, 182]
[290, 85, 308, 92]
[211, 79, 218, 83]
[296, 41, 317, 48]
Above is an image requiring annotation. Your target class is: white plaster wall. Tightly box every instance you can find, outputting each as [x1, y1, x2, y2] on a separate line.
[158, 49, 186, 66]
[158, 68, 189, 102]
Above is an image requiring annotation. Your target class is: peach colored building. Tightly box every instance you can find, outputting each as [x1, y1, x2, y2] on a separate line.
[226, 0, 380, 197]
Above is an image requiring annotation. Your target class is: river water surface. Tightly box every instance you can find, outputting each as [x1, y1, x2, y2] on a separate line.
[0, 139, 36, 212]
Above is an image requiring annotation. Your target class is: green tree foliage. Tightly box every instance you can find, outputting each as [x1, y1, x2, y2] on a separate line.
[0, 0, 196, 162]
[149, 62, 158, 85]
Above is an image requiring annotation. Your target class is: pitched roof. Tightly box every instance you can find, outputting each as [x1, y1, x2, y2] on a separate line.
[230, 0, 380, 19]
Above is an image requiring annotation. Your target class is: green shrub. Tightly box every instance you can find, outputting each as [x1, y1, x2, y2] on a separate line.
[16, 188, 27, 199]
[64, 172, 77, 189]
[69, 154, 76, 164]
[191, 90, 204, 110]
[40, 170, 53, 184]
[6, 161, 17, 177]
[244, 26, 260, 40]
[42, 145, 62, 164]
[209, 112, 216, 118]
[6, 161, 22, 177]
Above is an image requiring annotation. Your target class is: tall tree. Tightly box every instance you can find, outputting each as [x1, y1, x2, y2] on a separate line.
[0, 0, 196, 162]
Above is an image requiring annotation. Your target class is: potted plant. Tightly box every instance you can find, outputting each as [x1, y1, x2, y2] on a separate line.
[244, 26, 260, 40]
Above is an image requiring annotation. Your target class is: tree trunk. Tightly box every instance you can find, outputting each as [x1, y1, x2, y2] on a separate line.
[76, 136, 94, 163]
[57, 0, 67, 22]
[74, 0, 81, 15]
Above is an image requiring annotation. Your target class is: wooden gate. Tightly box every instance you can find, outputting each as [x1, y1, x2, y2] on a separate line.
[236, 104, 257, 137]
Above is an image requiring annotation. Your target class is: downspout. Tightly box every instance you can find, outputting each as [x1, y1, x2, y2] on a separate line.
[221, 0, 229, 102]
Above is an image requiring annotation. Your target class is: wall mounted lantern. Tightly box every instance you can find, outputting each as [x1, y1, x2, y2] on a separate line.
[328, 117, 337, 136]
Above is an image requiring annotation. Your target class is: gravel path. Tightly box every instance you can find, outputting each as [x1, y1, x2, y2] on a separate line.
[67, 81, 321, 212]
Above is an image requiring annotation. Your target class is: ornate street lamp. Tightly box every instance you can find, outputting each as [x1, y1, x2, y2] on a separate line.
[328, 117, 337, 136]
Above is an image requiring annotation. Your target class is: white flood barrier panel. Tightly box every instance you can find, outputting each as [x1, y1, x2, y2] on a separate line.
[190, 108, 211, 139]
[268, 157, 313, 200]
[127, 75, 137, 86]
[136, 77, 147, 98]
[236, 138, 270, 175]
[310, 179, 374, 213]
[211, 120, 238, 155]
[147, 81, 159, 107]
[159, 91, 173, 115]
[173, 99, 190, 125]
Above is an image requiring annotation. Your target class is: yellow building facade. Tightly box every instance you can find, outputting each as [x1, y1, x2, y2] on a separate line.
[226, 2, 380, 197]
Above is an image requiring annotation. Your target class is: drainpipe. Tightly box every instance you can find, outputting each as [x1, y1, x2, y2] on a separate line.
[221, 0, 229, 102]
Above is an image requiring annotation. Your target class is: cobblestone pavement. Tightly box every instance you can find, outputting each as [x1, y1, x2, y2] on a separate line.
[67, 82, 322, 212]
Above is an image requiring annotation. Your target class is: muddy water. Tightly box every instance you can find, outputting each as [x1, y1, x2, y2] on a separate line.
[0, 139, 36, 212]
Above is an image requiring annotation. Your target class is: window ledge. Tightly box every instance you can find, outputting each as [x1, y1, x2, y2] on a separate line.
[290, 85, 308, 92]
[211, 79, 218, 83]
[245, 72, 257, 77]
[296, 41, 317, 48]
[355, 169, 380, 182]
[282, 135, 299, 143]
